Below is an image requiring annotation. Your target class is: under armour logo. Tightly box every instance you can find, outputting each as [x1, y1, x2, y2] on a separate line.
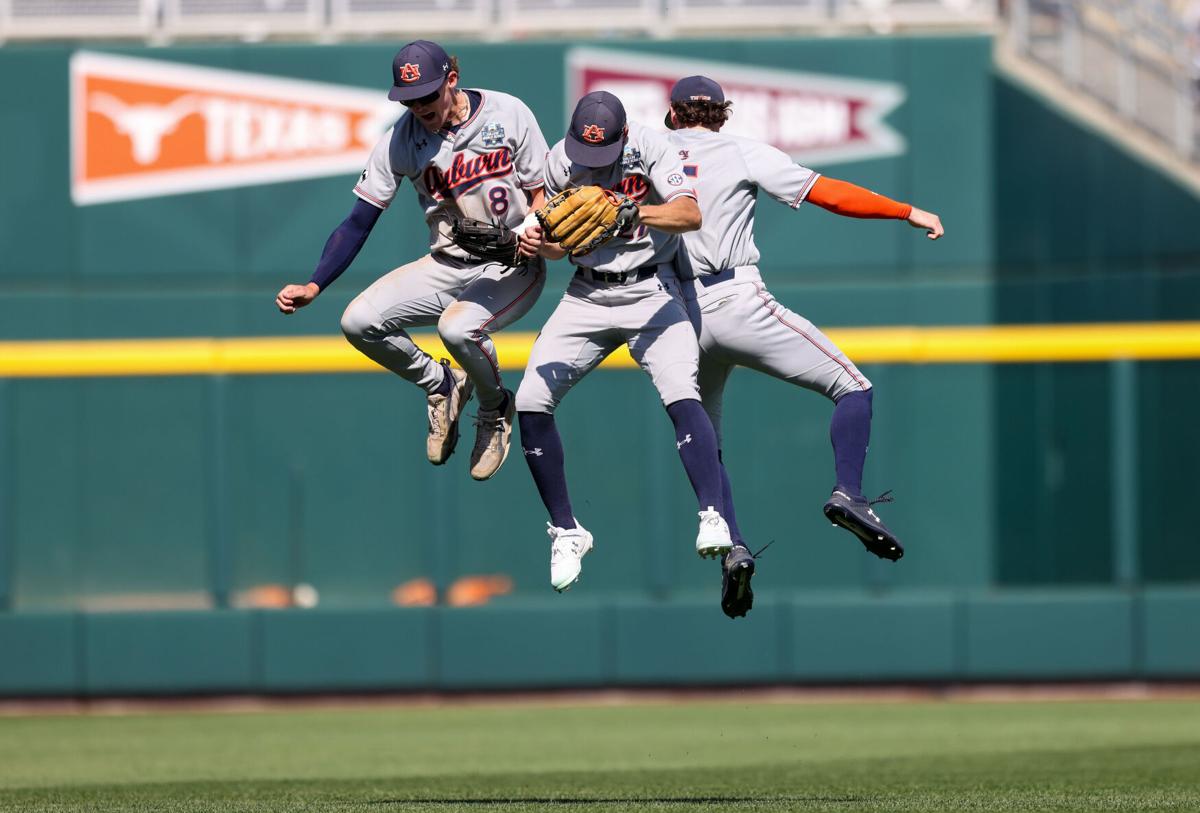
[679, 149, 689, 160]
[676, 434, 692, 450]
[88, 92, 201, 165]
[524, 448, 543, 457]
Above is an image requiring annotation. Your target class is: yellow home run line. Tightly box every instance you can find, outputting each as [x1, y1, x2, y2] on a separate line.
[1, 322, 1200, 378]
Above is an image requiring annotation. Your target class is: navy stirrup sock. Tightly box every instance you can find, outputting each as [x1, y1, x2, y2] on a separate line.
[830, 388, 873, 497]
[665, 399, 724, 514]
[433, 366, 453, 396]
[718, 450, 746, 549]
[518, 412, 575, 529]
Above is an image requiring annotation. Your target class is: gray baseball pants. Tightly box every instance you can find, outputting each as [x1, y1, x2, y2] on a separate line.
[341, 252, 546, 408]
[680, 266, 871, 444]
[515, 268, 700, 413]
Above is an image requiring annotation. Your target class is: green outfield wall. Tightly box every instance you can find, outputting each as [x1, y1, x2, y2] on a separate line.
[1, 36, 1199, 695]
[4, 588, 1200, 695]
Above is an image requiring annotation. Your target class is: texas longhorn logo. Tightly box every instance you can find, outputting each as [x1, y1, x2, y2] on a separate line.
[70, 50, 396, 206]
[581, 124, 606, 143]
[399, 63, 421, 83]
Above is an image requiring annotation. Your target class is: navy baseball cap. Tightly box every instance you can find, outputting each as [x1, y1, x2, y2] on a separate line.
[565, 91, 627, 168]
[664, 75, 726, 129]
[388, 40, 451, 102]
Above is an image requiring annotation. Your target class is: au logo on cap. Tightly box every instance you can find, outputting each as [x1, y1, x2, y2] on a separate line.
[581, 124, 606, 143]
[399, 63, 421, 83]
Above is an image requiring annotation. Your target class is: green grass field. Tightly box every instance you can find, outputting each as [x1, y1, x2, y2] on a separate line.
[1, 697, 1198, 812]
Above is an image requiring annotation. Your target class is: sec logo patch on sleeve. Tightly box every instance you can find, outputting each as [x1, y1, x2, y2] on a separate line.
[667, 173, 684, 186]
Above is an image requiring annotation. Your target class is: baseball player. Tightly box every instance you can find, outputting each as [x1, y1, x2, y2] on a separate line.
[274, 40, 549, 480]
[515, 91, 734, 593]
[662, 76, 944, 618]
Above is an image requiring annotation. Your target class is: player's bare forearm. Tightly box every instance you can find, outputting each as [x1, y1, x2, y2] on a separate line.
[639, 197, 701, 234]
[275, 282, 321, 314]
[539, 241, 568, 260]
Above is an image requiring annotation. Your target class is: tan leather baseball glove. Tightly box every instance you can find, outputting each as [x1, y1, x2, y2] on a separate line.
[536, 186, 639, 257]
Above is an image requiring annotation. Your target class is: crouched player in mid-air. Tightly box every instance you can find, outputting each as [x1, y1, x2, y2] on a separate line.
[516, 91, 736, 592]
[663, 76, 944, 618]
[275, 40, 549, 481]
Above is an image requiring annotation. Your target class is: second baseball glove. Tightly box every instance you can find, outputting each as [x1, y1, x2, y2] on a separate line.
[536, 186, 639, 257]
[450, 218, 522, 268]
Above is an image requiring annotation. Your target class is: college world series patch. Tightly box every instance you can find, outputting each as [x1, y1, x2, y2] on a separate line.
[481, 122, 506, 148]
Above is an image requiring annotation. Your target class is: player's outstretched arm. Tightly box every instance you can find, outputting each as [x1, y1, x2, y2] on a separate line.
[275, 199, 383, 314]
[639, 196, 701, 234]
[806, 176, 943, 240]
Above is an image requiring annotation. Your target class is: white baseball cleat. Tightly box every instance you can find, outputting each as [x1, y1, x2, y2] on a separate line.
[549, 522, 593, 593]
[426, 360, 473, 465]
[695, 506, 733, 559]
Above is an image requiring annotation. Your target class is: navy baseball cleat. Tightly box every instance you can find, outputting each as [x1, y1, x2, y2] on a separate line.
[823, 489, 904, 561]
[720, 545, 756, 619]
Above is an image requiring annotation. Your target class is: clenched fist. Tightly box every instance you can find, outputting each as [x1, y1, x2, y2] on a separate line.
[907, 207, 944, 240]
[276, 282, 321, 314]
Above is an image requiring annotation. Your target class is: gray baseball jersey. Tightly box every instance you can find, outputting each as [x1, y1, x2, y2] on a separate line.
[354, 89, 548, 261]
[668, 128, 820, 275]
[666, 128, 869, 442]
[544, 121, 696, 273]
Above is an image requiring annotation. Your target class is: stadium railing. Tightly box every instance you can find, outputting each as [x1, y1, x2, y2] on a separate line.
[1007, 0, 1199, 163]
[160, 0, 324, 40]
[0, 0, 996, 42]
[329, 0, 491, 38]
[0, 0, 158, 39]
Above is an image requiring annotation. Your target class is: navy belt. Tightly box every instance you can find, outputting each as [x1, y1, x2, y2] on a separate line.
[577, 264, 659, 285]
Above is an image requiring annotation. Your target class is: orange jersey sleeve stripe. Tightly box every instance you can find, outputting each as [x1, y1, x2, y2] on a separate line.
[806, 176, 912, 220]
